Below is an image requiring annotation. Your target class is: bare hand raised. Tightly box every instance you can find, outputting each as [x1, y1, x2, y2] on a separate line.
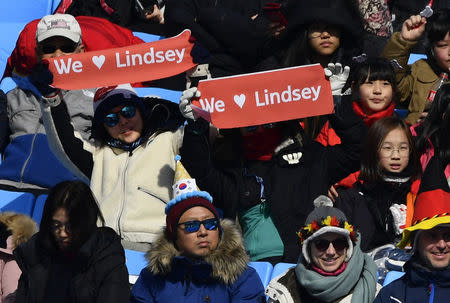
[401, 15, 427, 42]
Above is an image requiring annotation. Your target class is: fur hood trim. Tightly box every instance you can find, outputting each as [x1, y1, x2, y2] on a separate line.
[0, 212, 38, 249]
[146, 219, 249, 285]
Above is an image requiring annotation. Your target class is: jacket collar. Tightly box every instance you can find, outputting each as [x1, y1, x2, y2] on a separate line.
[146, 219, 249, 285]
[406, 255, 450, 287]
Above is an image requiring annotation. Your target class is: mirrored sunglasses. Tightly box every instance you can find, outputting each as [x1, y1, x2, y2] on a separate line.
[104, 105, 136, 127]
[178, 218, 219, 233]
[313, 238, 348, 251]
[40, 43, 79, 54]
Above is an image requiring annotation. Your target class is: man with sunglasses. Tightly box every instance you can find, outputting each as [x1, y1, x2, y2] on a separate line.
[39, 83, 184, 252]
[3, 14, 94, 190]
[374, 156, 450, 303]
[130, 158, 265, 302]
[266, 196, 379, 303]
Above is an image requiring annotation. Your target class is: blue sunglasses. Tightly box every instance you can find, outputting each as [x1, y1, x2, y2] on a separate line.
[178, 218, 219, 233]
[104, 105, 136, 127]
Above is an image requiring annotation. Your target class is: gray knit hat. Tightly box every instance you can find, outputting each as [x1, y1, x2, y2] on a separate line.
[298, 196, 358, 264]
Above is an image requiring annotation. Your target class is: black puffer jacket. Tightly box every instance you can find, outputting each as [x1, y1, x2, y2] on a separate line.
[13, 227, 129, 303]
[335, 179, 412, 252]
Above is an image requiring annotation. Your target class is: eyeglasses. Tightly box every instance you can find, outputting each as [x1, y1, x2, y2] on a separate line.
[104, 105, 137, 127]
[308, 24, 340, 38]
[39, 42, 79, 54]
[52, 221, 71, 234]
[313, 238, 348, 251]
[177, 218, 219, 233]
[380, 144, 410, 158]
[244, 123, 277, 133]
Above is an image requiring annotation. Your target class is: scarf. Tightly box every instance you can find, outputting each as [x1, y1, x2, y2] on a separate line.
[295, 238, 377, 303]
[106, 137, 142, 152]
[352, 101, 395, 128]
[242, 127, 282, 161]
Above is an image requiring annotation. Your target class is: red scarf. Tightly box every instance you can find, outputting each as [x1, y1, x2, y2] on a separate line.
[352, 101, 395, 128]
[311, 262, 347, 276]
[242, 127, 282, 161]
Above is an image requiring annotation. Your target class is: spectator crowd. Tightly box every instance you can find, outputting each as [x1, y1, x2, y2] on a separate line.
[0, 0, 449, 302]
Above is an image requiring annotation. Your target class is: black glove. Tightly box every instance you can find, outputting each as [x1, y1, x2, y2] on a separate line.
[28, 61, 58, 97]
[189, 37, 210, 65]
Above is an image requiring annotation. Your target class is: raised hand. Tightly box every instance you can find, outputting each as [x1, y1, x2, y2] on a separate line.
[401, 15, 427, 42]
[179, 87, 201, 120]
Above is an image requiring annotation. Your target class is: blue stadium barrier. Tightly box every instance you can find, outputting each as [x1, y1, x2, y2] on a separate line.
[0, 22, 29, 76]
[51, 0, 61, 12]
[0, 77, 17, 94]
[125, 249, 147, 284]
[0, 0, 52, 23]
[408, 53, 427, 65]
[249, 261, 273, 289]
[133, 32, 164, 43]
[0, 190, 35, 216]
[32, 194, 48, 224]
[382, 270, 405, 287]
[134, 87, 182, 104]
[394, 108, 408, 119]
[270, 262, 296, 280]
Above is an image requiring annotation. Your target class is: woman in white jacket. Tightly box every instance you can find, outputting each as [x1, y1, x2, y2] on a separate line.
[40, 84, 183, 251]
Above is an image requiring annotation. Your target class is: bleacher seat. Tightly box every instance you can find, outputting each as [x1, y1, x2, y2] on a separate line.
[249, 261, 273, 288]
[0, 77, 17, 94]
[394, 109, 408, 119]
[32, 194, 48, 224]
[134, 87, 182, 104]
[133, 32, 163, 43]
[0, 190, 35, 216]
[125, 249, 147, 284]
[270, 262, 296, 280]
[382, 270, 405, 286]
[0, 0, 52, 22]
[408, 53, 427, 65]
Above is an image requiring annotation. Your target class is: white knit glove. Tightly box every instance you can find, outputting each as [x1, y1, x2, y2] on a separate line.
[390, 203, 407, 235]
[324, 63, 350, 96]
[179, 87, 201, 120]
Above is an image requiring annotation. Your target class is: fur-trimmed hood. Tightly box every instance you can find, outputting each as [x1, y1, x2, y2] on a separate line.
[0, 212, 38, 252]
[146, 219, 249, 285]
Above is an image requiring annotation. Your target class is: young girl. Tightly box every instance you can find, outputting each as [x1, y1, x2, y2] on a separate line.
[13, 180, 130, 303]
[320, 57, 400, 189]
[334, 116, 421, 252]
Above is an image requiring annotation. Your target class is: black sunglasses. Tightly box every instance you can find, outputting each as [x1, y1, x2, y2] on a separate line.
[104, 105, 137, 127]
[313, 238, 348, 251]
[40, 42, 79, 54]
[244, 123, 277, 133]
[178, 218, 219, 233]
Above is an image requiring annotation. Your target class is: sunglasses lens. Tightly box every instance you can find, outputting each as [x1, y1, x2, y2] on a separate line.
[332, 239, 348, 251]
[203, 219, 219, 230]
[60, 44, 77, 53]
[121, 106, 136, 118]
[244, 126, 258, 133]
[314, 239, 330, 251]
[314, 239, 348, 251]
[104, 114, 119, 127]
[40, 43, 77, 54]
[184, 221, 201, 233]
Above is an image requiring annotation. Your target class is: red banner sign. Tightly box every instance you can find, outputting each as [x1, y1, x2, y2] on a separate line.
[48, 30, 196, 90]
[192, 64, 334, 128]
